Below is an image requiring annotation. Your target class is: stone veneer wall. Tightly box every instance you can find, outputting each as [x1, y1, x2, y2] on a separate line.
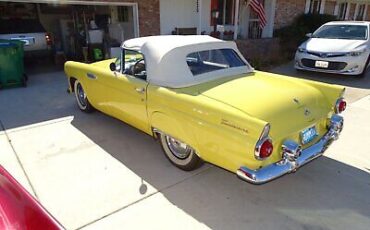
[274, 0, 306, 29]
[236, 38, 281, 67]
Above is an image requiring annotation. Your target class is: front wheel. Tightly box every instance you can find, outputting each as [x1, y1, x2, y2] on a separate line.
[159, 133, 203, 171]
[74, 80, 94, 113]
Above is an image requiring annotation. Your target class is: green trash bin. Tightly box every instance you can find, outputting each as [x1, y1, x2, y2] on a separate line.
[0, 39, 26, 89]
[93, 48, 103, 61]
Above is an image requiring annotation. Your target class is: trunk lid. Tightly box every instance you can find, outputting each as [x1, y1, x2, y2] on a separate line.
[199, 72, 331, 138]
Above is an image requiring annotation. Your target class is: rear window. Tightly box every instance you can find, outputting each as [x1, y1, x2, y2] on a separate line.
[0, 19, 46, 34]
[186, 49, 246, 76]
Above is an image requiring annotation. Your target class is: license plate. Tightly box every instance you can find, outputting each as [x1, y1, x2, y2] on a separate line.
[315, 60, 329, 68]
[10, 37, 34, 46]
[301, 126, 318, 145]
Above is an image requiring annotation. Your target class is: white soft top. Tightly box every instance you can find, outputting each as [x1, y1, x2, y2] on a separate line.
[122, 35, 252, 88]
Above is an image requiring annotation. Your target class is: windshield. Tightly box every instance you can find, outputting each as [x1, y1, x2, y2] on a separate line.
[313, 25, 368, 40]
[186, 49, 246, 76]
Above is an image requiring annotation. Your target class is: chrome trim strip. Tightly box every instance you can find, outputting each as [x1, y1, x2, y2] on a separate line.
[237, 115, 344, 184]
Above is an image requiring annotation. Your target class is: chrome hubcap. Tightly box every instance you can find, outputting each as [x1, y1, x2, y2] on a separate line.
[165, 136, 192, 159]
[77, 83, 87, 107]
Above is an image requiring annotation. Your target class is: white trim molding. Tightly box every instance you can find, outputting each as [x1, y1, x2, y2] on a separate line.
[305, 0, 311, 14]
[233, 0, 240, 40]
[345, 2, 351, 20]
[319, 0, 326, 14]
[363, 3, 368, 20]
[0, 0, 137, 6]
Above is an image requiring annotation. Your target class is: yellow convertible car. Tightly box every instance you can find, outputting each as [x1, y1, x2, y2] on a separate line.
[65, 35, 346, 184]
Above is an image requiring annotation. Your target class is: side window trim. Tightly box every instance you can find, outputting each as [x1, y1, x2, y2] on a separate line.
[122, 48, 147, 81]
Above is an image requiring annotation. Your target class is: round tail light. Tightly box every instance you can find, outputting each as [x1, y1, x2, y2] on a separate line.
[335, 98, 346, 114]
[255, 138, 274, 160]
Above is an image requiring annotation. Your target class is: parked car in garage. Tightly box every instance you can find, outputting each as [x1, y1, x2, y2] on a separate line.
[295, 21, 370, 77]
[0, 19, 52, 58]
[65, 35, 346, 184]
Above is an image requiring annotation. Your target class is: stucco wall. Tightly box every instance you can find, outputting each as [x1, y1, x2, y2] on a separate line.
[160, 0, 199, 35]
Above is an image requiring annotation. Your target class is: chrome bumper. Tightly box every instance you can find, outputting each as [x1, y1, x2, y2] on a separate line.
[237, 115, 344, 184]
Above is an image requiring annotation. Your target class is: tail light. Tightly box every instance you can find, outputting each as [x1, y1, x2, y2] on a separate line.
[45, 33, 52, 46]
[255, 124, 274, 160]
[335, 98, 346, 114]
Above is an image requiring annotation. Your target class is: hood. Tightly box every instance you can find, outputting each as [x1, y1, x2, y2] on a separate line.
[199, 73, 331, 136]
[302, 38, 366, 53]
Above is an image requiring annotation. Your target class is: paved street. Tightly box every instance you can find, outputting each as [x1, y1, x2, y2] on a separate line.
[0, 63, 369, 230]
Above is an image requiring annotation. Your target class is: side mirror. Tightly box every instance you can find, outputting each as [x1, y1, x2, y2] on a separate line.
[306, 33, 312, 38]
[109, 62, 116, 71]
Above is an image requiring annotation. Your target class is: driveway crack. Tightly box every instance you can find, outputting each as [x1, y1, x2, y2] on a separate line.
[0, 120, 39, 199]
[74, 165, 213, 230]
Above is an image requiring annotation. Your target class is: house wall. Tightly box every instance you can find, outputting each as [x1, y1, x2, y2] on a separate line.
[324, 1, 337, 14]
[348, 2, 357, 19]
[160, 0, 198, 35]
[274, 0, 306, 29]
[72, 0, 160, 36]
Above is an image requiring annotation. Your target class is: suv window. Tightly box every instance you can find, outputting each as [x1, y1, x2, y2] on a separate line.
[0, 19, 46, 34]
[186, 49, 246, 76]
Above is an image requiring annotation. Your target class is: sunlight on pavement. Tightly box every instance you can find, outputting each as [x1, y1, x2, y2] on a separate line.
[1, 116, 208, 230]
[324, 101, 370, 174]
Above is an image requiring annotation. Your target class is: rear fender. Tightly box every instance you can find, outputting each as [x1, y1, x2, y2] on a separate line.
[150, 111, 200, 153]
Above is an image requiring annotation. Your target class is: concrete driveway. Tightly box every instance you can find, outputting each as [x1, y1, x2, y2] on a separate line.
[0, 63, 369, 230]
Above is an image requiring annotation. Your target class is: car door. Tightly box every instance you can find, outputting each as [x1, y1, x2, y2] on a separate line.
[82, 63, 113, 115]
[101, 50, 150, 134]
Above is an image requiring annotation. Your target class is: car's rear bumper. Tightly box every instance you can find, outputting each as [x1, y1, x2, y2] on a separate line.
[236, 115, 344, 184]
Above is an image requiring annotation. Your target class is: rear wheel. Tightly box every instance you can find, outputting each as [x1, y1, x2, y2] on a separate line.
[158, 133, 203, 171]
[74, 80, 94, 113]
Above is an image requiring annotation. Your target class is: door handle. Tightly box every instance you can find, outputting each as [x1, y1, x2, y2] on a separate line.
[135, 87, 145, 94]
[87, 73, 97, 79]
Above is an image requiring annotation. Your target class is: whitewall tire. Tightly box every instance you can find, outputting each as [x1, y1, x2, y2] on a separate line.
[74, 80, 94, 113]
[159, 133, 203, 171]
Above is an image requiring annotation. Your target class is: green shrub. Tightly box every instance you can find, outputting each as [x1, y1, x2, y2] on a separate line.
[275, 13, 338, 59]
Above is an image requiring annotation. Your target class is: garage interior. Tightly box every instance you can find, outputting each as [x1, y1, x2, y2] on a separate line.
[0, 1, 138, 64]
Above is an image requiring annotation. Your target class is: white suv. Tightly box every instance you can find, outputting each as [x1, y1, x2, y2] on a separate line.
[295, 21, 370, 77]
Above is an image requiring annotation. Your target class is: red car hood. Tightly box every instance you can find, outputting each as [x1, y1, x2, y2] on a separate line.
[0, 165, 64, 230]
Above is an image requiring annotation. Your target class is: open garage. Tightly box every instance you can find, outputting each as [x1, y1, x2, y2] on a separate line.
[0, 0, 138, 63]
[0, 0, 159, 63]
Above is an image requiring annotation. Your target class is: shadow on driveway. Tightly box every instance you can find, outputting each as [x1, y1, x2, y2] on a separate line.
[69, 110, 370, 229]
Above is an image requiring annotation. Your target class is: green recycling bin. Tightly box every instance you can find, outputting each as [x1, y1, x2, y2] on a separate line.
[0, 39, 26, 89]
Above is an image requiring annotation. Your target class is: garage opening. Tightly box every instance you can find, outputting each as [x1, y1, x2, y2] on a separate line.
[0, 1, 139, 64]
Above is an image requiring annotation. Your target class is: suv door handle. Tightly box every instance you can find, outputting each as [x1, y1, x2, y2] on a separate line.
[135, 87, 145, 94]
